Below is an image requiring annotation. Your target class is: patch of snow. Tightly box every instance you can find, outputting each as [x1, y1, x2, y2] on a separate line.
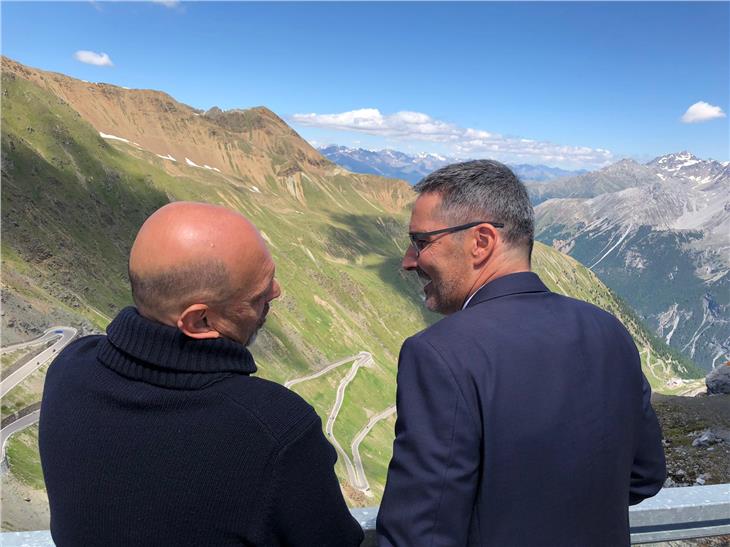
[184, 157, 220, 172]
[121, 86, 131, 90]
[679, 159, 700, 168]
[250, 186, 261, 193]
[99, 132, 129, 143]
[156, 154, 176, 162]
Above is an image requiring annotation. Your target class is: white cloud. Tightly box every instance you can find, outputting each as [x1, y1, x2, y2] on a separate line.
[151, 0, 180, 6]
[74, 50, 113, 67]
[681, 101, 726, 124]
[292, 108, 613, 168]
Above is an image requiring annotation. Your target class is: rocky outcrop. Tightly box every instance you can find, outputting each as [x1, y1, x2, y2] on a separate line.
[706, 363, 730, 395]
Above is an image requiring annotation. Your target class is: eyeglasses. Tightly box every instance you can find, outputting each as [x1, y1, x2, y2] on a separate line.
[408, 221, 504, 257]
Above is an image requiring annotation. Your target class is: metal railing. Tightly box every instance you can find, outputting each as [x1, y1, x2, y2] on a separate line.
[351, 484, 730, 545]
[2, 484, 728, 546]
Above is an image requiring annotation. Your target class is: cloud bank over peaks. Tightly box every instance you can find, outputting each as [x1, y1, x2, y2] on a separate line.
[681, 101, 726, 124]
[74, 50, 113, 67]
[291, 108, 613, 169]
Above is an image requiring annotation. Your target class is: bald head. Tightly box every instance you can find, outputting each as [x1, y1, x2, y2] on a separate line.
[129, 202, 280, 344]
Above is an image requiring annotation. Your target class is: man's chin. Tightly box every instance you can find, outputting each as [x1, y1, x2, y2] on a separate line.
[423, 295, 441, 314]
[245, 321, 266, 347]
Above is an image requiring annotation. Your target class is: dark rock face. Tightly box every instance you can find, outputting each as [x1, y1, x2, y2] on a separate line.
[706, 364, 730, 394]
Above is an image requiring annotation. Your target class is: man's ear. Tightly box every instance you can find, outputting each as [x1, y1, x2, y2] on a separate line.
[472, 224, 498, 265]
[177, 304, 220, 339]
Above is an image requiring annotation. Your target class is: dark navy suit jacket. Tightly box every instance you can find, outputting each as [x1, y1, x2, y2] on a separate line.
[377, 272, 665, 546]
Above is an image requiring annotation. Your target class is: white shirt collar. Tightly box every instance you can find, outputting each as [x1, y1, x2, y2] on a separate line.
[462, 282, 489, 310]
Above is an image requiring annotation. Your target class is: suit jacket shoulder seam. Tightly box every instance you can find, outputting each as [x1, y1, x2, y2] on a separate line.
[421, 337, 480, 434]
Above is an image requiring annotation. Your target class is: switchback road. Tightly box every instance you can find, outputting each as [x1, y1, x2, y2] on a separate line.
[324, 352, 373, 492]
[1, 327, 77, 463]
[284, 352, 368, 388]
[0, 327, 77, 398]
[284, 351, 378, 494]
[351, 405, 397, 493]
[1, 410, 40, 461]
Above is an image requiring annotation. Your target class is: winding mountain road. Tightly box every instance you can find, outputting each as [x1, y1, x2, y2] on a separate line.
[1, 327, 76, 398]
[350, 404, 397, 493]
[324, 352, 373, 491]
[1, 327, 77, 461]
[284, 352, 368, 389]
[1, 410, 40, 461]
[284, 351, 384, 494]
[1, 328, 65, 355]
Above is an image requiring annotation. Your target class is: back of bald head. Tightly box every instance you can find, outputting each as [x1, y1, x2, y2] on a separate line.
[129, 202, 268, 323]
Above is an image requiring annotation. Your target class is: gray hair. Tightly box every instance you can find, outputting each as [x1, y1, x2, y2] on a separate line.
[414, 159, 534, 256]
[129, 259, 232, 315]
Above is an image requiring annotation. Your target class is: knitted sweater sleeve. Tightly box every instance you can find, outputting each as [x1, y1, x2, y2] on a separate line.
[263, 414, 364, 546]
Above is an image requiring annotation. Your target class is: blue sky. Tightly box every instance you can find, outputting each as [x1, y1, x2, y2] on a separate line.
[3, 1, 728, 169]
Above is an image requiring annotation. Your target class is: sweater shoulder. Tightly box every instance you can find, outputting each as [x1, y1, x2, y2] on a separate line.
[211, 375, 318, 443]
[47, 335, 103, 374]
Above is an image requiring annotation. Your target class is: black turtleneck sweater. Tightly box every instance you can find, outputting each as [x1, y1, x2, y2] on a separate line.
[39, 307, 364, 547]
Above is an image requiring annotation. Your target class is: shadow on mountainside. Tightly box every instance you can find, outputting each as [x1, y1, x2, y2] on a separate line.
[2, 134, 170, 316]
[324, 213, 439, 329]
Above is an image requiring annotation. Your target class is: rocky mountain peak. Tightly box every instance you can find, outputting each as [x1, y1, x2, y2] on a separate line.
[648, 151, 726, 186]
[599, 158, 643, 174]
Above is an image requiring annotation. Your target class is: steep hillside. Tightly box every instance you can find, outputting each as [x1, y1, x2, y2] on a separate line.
[1, 58, 700, 517]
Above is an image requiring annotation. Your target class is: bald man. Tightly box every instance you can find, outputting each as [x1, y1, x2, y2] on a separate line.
[39, 202, 364, 547]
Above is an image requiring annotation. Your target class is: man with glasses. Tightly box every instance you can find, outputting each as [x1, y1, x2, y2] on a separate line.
[377, 160, 665, 546]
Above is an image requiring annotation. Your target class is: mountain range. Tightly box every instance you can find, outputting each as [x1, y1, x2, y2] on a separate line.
[533, 152, 729, 371]
[319, 145, 585, 184]
[0, 57, 701, 517]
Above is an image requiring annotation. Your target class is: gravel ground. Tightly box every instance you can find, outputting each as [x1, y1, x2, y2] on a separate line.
[653, 393, 730, 487]
[0, 473, 50, 532]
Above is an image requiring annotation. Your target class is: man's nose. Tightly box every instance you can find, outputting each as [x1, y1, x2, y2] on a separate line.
[271, 279, 282, 300]
[402, 245, 418, 271]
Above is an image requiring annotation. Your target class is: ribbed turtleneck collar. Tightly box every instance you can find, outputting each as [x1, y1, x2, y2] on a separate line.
[97, 307, 257, 389]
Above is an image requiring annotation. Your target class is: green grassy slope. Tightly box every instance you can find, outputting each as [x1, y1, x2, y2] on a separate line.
[1, 67, 700, 513]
